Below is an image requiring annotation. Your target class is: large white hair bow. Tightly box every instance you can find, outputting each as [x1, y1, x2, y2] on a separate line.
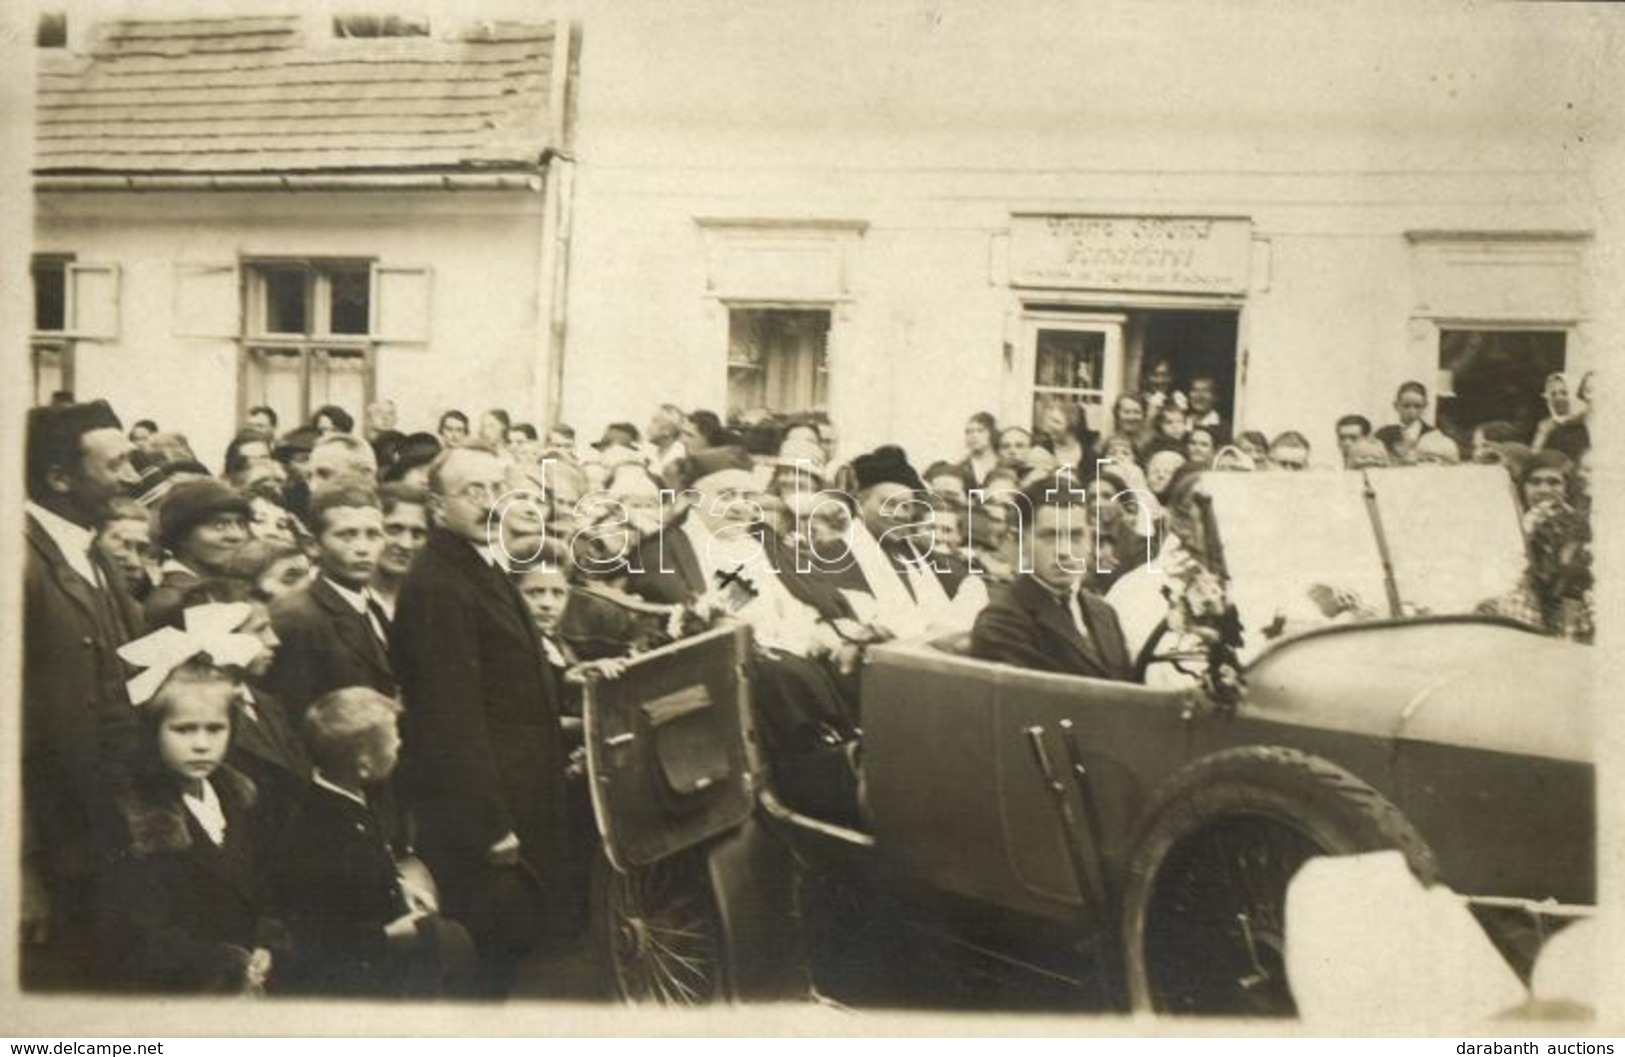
[118, 602, 265, 705]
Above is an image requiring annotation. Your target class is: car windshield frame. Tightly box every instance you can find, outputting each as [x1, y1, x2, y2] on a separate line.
[1197, 465, 1526, 660]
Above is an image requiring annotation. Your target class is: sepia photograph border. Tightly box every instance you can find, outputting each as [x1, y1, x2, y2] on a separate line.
[2, 0, 1624, 1038]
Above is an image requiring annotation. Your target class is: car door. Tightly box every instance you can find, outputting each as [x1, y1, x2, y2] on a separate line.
[583, 623, 756, 871]
[863, 640, 1191, 925]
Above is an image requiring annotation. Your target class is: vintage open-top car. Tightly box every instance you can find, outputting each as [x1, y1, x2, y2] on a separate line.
[579, 465, 1595, 1015]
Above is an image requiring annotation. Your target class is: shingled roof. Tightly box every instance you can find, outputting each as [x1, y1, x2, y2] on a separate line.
[36, 16, 569, 176]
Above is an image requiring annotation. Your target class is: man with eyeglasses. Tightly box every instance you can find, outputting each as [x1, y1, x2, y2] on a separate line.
[623, 445, 866, 826]
[390, 443, 569, 996]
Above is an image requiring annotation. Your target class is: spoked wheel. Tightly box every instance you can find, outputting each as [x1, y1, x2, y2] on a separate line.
[1139, 814, 1321, 1016]
[594, 851, 727, 1005]
[1121, 747, 1439, 1017]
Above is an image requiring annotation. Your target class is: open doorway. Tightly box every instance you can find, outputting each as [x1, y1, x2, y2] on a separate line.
[1124, 309, 1241, 428]
[1017, 304, 1240, 441]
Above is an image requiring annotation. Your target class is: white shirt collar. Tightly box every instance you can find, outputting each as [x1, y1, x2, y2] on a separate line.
[26, 502, 98, 585]
[182, 777, 227, 846]
[471, 541, 508, 572]
[322, 574, 373, 615]
[312, 770, 369, 809]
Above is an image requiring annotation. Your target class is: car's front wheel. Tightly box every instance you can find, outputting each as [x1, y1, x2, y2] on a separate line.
[591, 849, 729, 1005]
[1120, 746, 1439, 1017]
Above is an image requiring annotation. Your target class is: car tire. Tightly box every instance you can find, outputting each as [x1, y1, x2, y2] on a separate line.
[589, 847, 730, 1005]
[1120, 746, 1439, 1017]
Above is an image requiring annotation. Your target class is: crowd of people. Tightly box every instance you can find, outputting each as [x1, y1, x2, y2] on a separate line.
[20, 357, 1596, 1001]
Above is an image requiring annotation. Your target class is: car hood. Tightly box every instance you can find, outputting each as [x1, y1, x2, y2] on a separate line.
[1242, 617, 1594, 764]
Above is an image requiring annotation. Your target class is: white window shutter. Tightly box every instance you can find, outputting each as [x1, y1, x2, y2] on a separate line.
[67, 263, 119, 339]
[172, 262, 241, 338]
[373, 266, 432, 343]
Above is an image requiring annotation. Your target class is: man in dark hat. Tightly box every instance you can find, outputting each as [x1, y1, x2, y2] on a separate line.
[972, 472, 1133, 682]
[274, 424, 321, 522]
[382, 431, 443, 488]
[624, 446, 865, 825]
[22, 400, 144, 988]
[144, 478, 253, 626]
[838, 445, 984, 638]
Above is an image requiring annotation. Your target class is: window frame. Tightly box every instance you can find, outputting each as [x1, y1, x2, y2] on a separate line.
[1425, 318, 1574, 436]
[31, 254, 75, 405]
[723, 301, 834, 417]
[1017, 310, 1127, 433]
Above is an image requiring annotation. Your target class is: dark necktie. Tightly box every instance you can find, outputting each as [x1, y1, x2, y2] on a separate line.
[365, 596, 392, 650]
[1043, 581, 1089, 643]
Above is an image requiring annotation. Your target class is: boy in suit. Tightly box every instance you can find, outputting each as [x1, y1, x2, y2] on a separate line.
[274, 688, 475, 997]
[264, 481, 395, 712]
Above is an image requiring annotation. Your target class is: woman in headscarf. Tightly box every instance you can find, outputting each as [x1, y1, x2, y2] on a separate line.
[1531, 371, 1591, 461]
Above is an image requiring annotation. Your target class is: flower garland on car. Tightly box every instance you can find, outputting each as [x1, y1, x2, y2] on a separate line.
[1160, 550, 1246, 718]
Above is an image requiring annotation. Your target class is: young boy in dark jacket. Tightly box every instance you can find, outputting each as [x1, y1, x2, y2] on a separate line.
[273, 687, 475, 997]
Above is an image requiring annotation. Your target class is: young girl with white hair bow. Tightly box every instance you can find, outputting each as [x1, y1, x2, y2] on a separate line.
[96, 604, 289, 994]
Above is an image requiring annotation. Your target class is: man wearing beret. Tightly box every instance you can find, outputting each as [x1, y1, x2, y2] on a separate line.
[143, 478, 253, 627]
[22, 400, 144, 988]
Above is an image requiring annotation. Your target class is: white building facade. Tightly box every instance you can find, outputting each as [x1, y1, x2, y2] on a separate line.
[32, 13, 578, 464]
[30, 4, 1612, 470]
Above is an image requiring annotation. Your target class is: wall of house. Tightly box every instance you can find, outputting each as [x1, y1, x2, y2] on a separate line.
[33, 187, 547, 466]
[561, 0, 1605, 467]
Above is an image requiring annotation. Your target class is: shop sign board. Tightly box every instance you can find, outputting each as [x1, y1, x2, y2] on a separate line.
[1010, 214, 1252, 294]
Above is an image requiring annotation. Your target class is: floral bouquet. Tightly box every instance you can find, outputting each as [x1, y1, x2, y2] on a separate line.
[1162, 551, 1245, 716]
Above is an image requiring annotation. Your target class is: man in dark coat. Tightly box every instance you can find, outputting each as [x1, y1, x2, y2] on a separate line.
[622, 446, 853, 625]
[624, 446, 864, 825]
[390, 444, 568, 995]
[972, 472, 1134, 682]
[263, 482, 396, 711]
[22, 400, 145, 988]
